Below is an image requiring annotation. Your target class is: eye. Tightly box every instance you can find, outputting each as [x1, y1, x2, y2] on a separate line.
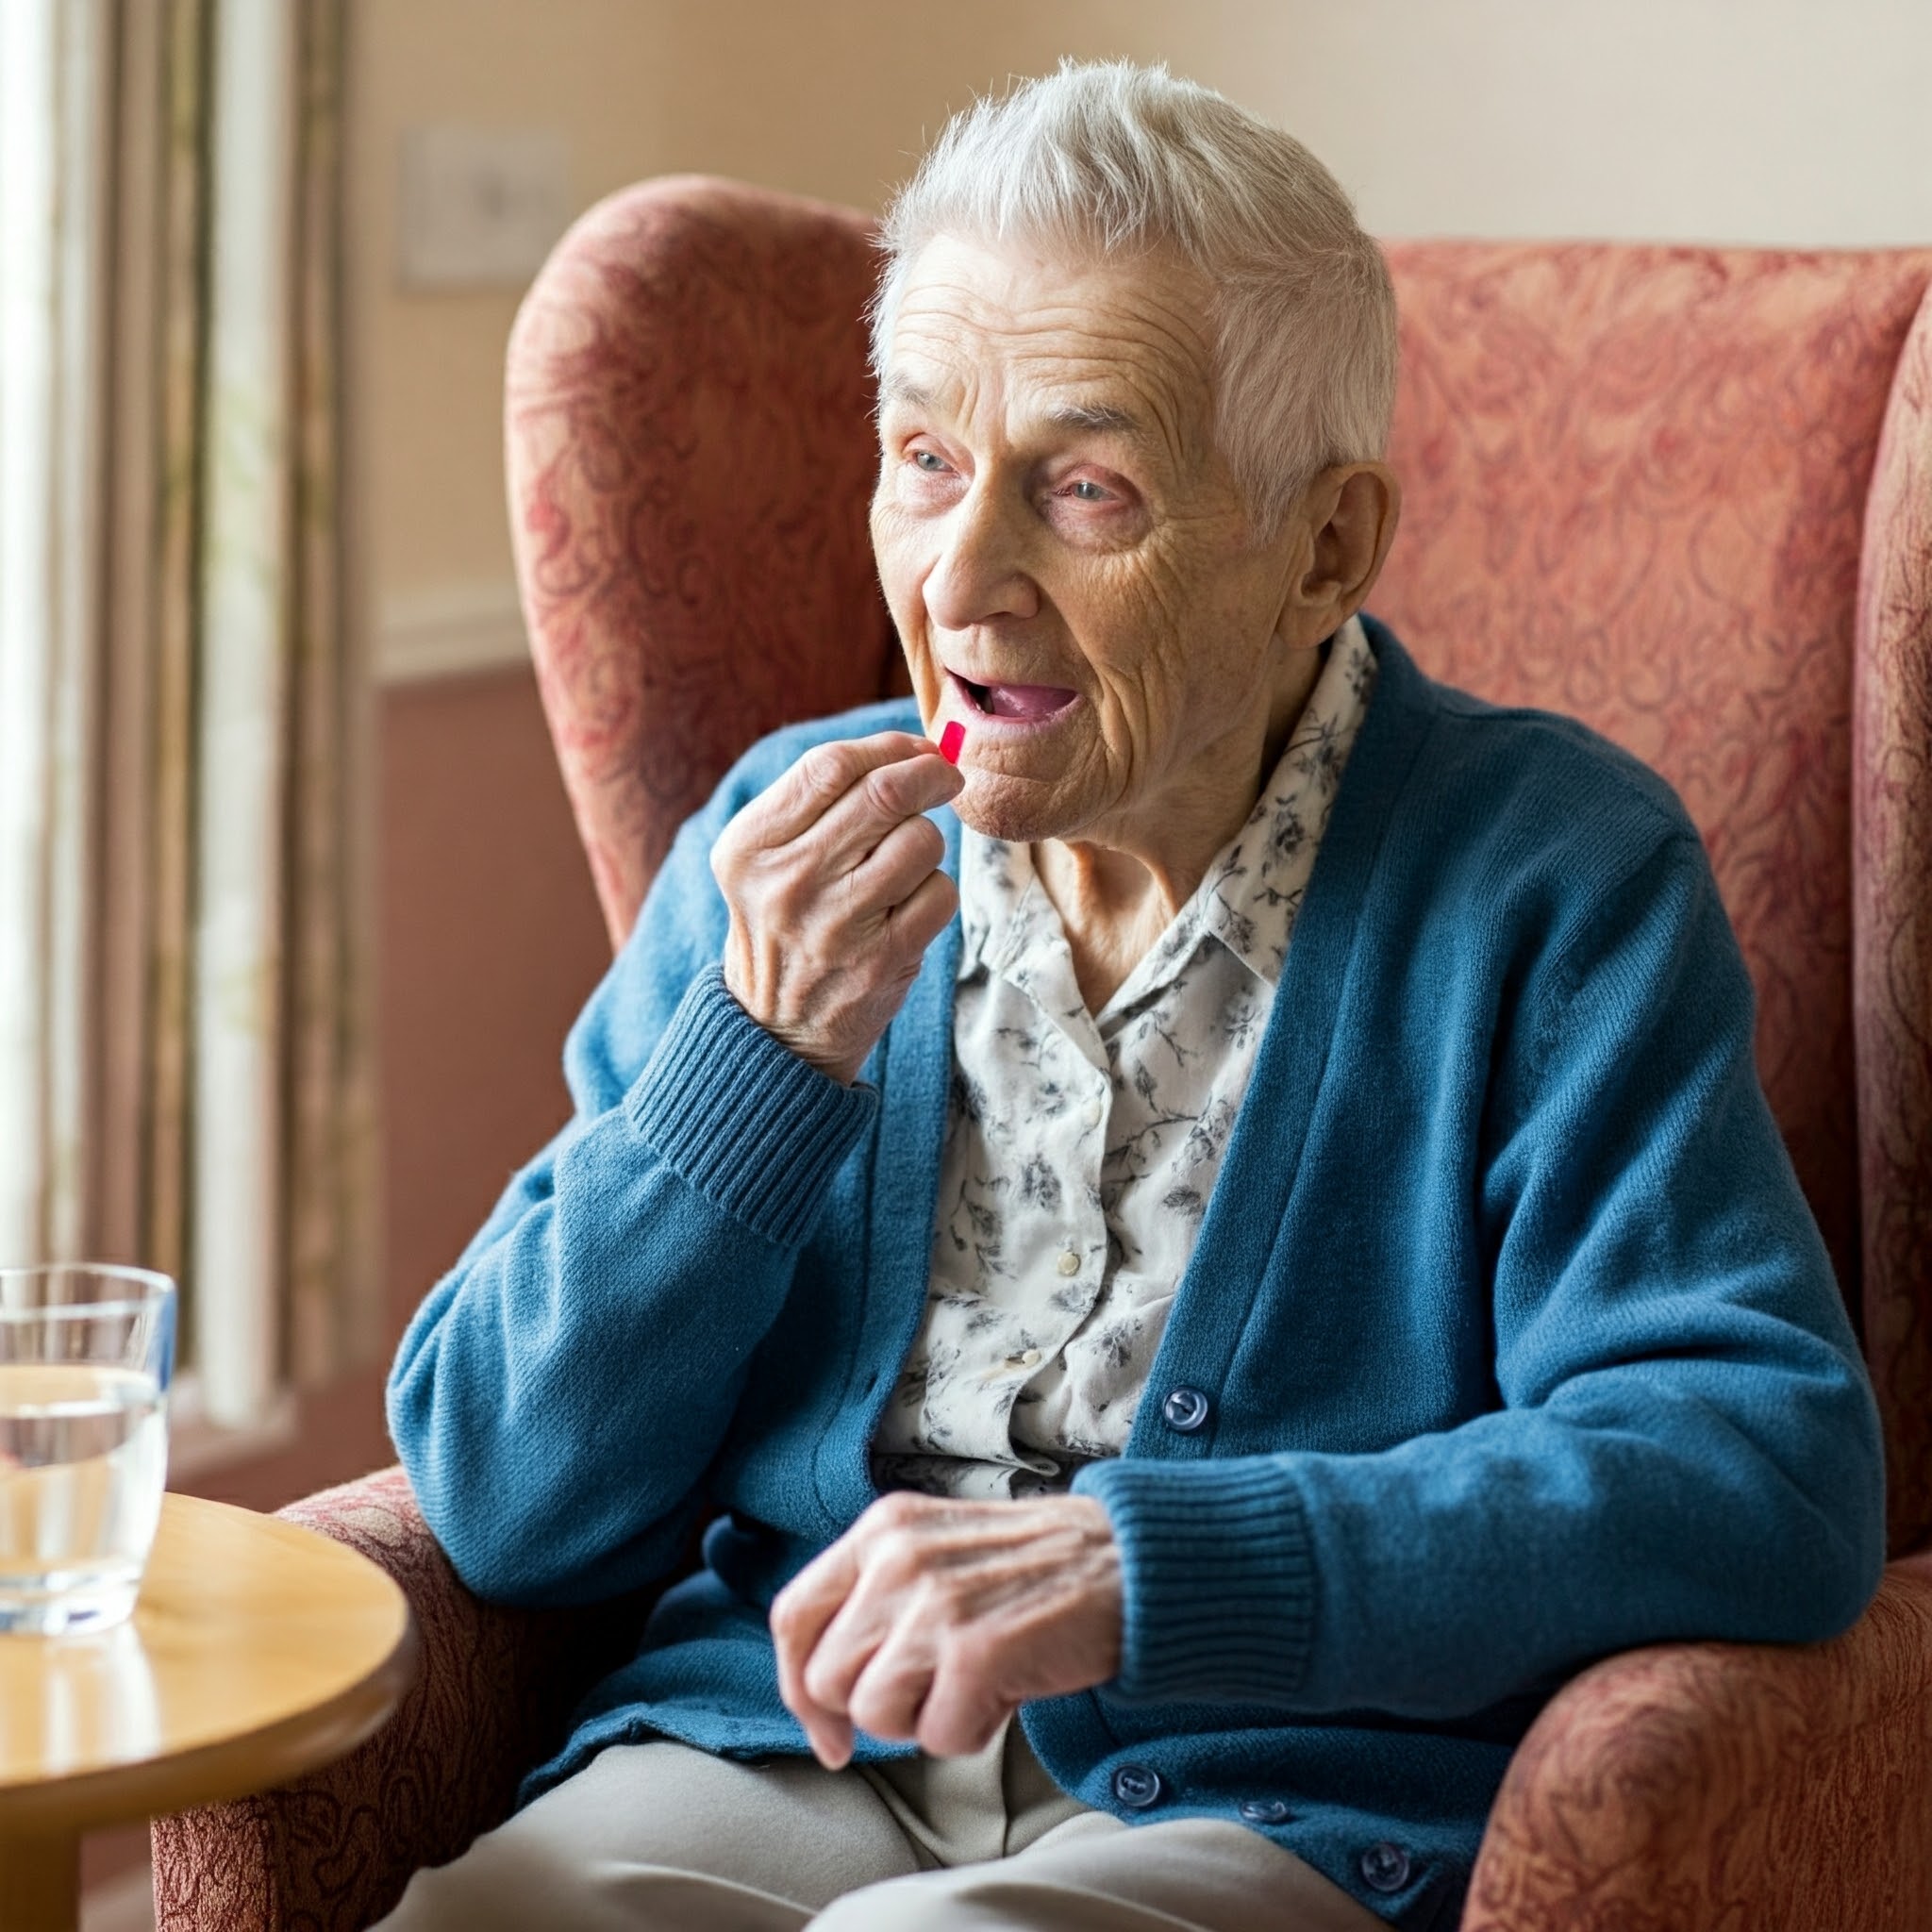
[1065, 477, 1110, 503]
[912, 448, 950, 474]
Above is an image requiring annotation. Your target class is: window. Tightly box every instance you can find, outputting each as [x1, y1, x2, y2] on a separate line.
[0, 0, 375, 1428]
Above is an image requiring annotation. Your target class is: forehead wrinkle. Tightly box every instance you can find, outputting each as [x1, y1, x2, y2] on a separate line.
[1007, 341, 1201, 474]
[887, 300, 1209, 475]
[898, 242, 1211, 356]
[898, 284, 1208, 399]
[891, 242, 1213, 422]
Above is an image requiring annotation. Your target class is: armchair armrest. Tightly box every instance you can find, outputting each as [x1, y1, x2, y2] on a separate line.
[1463, 1550, 1932, 1932]
[151, 1465, 655, 1932]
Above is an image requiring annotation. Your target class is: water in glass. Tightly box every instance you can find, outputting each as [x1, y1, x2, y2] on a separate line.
[0, 1266, 175, 1634]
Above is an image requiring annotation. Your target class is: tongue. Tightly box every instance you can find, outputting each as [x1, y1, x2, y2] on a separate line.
[984, 683, 1075, 720]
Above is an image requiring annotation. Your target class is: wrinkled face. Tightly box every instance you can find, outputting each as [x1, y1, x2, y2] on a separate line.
[871, 234, 1307, 849]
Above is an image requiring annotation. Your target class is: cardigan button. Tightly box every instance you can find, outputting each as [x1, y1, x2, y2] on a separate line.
[1111, 1762, 1163, 1809]
[1161, 1386, 1211, 1433]
[1240, 1798, 1292, 1824]
[1359, 1841, 1412, 1892]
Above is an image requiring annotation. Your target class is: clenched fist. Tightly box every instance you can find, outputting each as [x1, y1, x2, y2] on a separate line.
[711, 731, 963, 1085]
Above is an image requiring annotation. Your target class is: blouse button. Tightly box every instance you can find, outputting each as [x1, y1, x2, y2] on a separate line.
[1111, 1762, 1163, 1808]
[1008, 1348, 1042, 1368]
[1083, 1098, 1104, 1128]
[1057, 1249, 1081, 1277]
[1240, 1798, 1292, 1825]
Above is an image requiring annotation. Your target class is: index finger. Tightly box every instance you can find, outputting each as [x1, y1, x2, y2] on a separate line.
[754, 732, 952, 848]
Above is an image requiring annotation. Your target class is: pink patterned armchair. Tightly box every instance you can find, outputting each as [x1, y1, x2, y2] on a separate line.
[154, 179, 1932, 1930]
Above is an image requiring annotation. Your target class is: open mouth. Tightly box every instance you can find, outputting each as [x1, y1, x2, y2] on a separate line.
[955, 674, 1079, 723]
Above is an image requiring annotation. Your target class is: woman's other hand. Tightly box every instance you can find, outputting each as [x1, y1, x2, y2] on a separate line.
[771, 1491, 1123, 1768]
[712, 732, 963, 1085]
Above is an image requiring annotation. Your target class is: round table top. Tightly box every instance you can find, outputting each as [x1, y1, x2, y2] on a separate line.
[0, 1491, 415, 1835]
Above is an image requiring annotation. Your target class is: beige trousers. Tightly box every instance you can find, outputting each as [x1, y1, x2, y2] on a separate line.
[373, 1723, 1384, 1931]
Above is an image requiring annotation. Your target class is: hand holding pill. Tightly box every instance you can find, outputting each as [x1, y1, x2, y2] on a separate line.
[710, 725, 966, 1085]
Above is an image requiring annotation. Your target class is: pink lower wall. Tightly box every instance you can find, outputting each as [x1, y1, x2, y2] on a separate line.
[375, 667, 612, 1347]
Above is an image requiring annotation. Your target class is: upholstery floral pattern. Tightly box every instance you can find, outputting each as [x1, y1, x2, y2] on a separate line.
[1462, 1551, 1932, 1932]
[1853, 282, 1932, 1557]
[153, 187, 1932, 1931]
[149, 1466, 654, 1932]
[505, 176, 903, 950]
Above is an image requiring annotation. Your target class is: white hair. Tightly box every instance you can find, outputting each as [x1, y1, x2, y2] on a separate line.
[872, 60, 1398, 531]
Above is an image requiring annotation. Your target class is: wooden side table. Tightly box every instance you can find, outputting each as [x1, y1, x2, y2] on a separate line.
[0, 1492, 415, 1931]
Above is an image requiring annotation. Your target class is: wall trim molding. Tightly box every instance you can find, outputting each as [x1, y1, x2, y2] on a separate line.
[377, 578, 530, 685]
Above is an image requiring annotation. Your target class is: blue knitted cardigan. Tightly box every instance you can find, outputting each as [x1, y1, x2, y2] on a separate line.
[389, 619, 1883, 1929]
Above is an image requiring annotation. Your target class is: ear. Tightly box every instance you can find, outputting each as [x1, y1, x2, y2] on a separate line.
[1274, 461, 1402, 647]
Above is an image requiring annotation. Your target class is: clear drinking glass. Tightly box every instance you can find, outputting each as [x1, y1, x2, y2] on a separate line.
[0, 1265, 175, 1635]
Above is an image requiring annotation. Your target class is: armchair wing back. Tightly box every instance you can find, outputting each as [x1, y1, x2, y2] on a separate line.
[152, 181, 1932, 1932]
[1370, 244, 1932, 1555]
[503, 175, 904, 952]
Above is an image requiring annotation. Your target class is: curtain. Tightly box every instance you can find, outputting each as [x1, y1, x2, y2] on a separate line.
[0, 0, 376, 1426]
[0, 0, 108, 1268]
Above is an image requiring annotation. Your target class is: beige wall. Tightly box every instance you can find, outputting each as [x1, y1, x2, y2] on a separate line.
[1226, 0, 1932, 248]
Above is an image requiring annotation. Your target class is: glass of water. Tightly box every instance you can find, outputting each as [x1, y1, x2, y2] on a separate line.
[0, 1265, 175, 1635]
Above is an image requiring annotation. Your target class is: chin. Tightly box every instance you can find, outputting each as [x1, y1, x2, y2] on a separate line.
[954, 772, 1085, 847]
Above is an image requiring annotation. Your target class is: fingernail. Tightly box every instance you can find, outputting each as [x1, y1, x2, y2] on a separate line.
[940, 721, 966, 765]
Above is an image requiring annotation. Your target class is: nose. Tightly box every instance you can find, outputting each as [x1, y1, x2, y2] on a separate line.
[923, 479, 1040, 633]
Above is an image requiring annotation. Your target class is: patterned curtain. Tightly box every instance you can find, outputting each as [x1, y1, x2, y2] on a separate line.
[0, 0, 376, 1426]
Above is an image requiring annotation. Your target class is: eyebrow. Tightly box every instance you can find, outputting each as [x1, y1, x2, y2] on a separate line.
[1043, 401, 1146, 440]
[878, 373, 1150, 444]
[878, 373, 936, 410]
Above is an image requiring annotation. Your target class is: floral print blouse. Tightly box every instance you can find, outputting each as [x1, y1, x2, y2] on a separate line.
[870, 617, 1379, 1500]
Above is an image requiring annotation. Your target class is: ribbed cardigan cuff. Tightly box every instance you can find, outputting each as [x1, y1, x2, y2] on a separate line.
[1074, 1456, 1316, 1706]
[625, 966, 878, 1250]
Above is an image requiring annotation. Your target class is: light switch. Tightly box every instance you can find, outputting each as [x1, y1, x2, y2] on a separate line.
[398, 124, 571, 290]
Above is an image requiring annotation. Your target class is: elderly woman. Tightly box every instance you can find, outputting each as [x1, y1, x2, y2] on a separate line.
[381, 61, 1881, 1932]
